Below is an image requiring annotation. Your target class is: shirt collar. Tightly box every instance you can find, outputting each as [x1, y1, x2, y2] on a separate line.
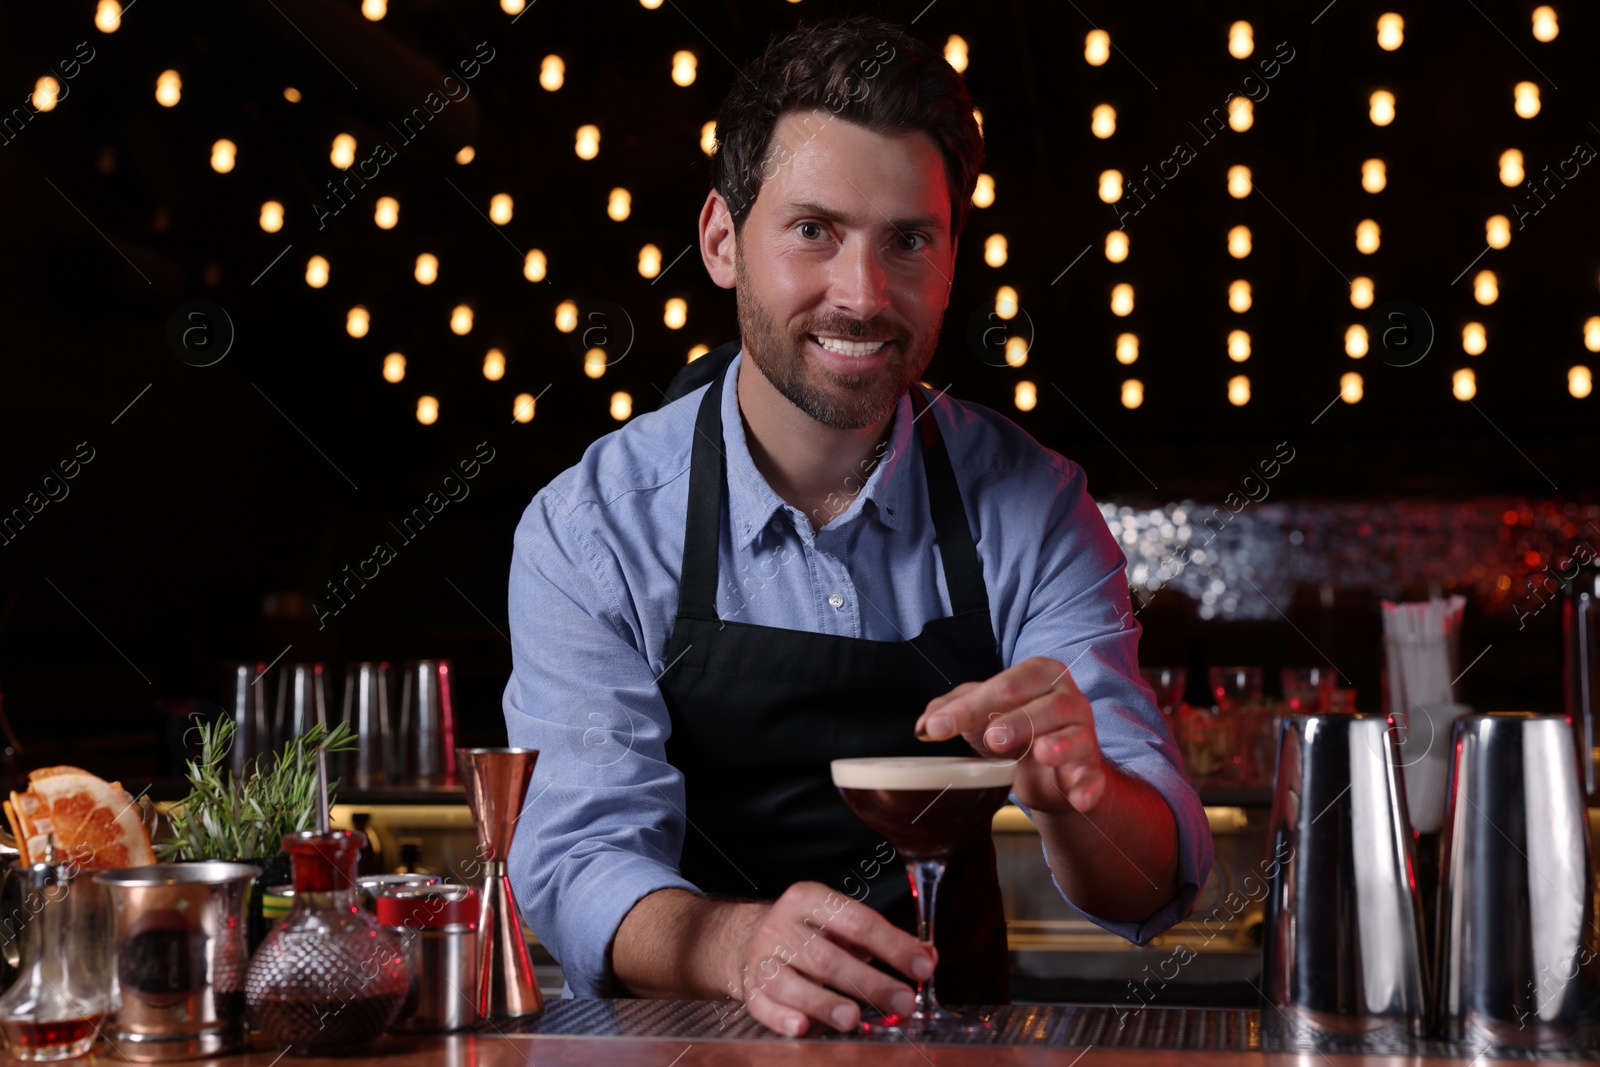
[721, 349, 915, 550]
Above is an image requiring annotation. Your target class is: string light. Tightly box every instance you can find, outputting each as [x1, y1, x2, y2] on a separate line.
[575, 125, 600, 160]
[1571, 366, 1593, 399]
[1355, 219, 1381, 254]
[416, 396, 439, 425]
[1473, 270, 1498, 305]
[1452, 368, 1476, 401]
[1228, 279, 1252, 313]
[972, 173, 995, 208]
[1369, 90, 1395, 126]
[973, 109, 984, 134]
[1499, 148, 1524, 186]
[382, 353, 405, 383]
[259, 201, 284, 233]
[1228, 21, 1253, 59]
[664, 298, 687, 329]
[1362, 158, 1387, 193]
[1376, 13, 1404, 51]
[1513, 82, 1540, 119]
[984, 234, 1008, 268]
[305, 256, 329, 288]
[688, 344, 710, 363]
[95, 0, 122, 33]
[414, 253, 438, 285]
[1005, 336, 1029, 368]
[995, 286, 1018, 320]
[1111, 283, 1134, 317]
[1014, 382, 1037, 411]
[1098, 170, 1123, 203]
[501, 0, 524, 12]
[640, 0, 662, 8]
[1345, 324, 1369, 358]
[455, 146, 475, 164]
[1532, 6, 1559, 42]
[1585, 316, 1600, 352]
[483, 349, 506, 381]
[610, 392, 633, 421]
[450, 305, 473, 335]
[1486, 215, 1510, 249]
[361, 0, 386, 19]
[1084, 30, 1110, 66]
[1350, 277, 1375, 309]
[638, 244, 662, 279]
[374, 197, 399, 229]
[524, 250, 547, 282]
[154, 70, 180, 107]
[540, 55, 564, 91]
[671, 50, 698, 86]
[1227, 96, 1253, 132]
[555, 300, 578, 332]
[1341, 372, 1364, 403]
[1227, 225, 1251, 258]
[608, 187, 632, 221]
[1116, 333, 1139, 365]
[1122, 380, 1145, 409]
[1091, 104, 1116, 139]
[331, 133, 356, 169]
[1463, 322, 1487, 355]
[700, 120, 717, 156]
[1105, 230, 1129, 263]
[513, 393, 536, 422]
[210, 139, 236, 173]
[347, 306, 369, 338]
[944, 35, 969, 73]
[584, 349, 607, 378]
[283, 87, 302, 103]
[489, 193, 513, 225]
[1227, 165, 1252, 198]
[1227, 375, 1251, 406]
[1228, 329, 1251, 362]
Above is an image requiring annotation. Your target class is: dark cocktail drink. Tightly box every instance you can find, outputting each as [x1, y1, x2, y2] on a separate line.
[830, 756, 1015, 1037]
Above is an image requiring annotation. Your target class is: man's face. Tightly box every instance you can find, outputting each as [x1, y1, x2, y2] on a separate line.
[733, 110, 956, 430]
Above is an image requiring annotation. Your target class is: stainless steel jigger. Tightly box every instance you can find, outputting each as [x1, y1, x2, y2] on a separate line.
[456, 747, 544, 1021]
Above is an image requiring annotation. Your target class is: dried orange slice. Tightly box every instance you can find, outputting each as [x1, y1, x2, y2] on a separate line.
[15, 766, 154, 868]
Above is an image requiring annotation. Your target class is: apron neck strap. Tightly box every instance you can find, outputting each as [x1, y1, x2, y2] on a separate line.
[677, 358, 991, 621]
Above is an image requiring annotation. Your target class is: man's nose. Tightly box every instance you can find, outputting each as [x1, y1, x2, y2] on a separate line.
[829, 236, 892, 323]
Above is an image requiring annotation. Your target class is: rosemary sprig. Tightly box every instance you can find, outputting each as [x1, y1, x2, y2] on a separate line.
[159, 717, 360, 861]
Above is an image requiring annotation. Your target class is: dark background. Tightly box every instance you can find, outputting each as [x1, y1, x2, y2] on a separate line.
[0, 0, 1595, 789]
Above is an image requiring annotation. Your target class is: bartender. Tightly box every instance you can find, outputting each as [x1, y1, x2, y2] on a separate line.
[503, 14, 1212, 1038]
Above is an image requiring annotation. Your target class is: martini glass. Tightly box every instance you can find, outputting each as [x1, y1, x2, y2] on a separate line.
[830, 756, 1015, 1038]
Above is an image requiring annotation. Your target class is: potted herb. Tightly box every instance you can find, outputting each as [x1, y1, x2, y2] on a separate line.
[160, 717, 359, 947]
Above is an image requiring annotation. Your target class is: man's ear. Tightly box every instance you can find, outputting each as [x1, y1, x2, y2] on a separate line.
[699, 190, 738, 290]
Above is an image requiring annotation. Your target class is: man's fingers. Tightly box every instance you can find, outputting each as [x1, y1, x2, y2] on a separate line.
[920, 657, 1079, 741]
[765, 942, 914, 1031]
[743, 982, 813, 1038]
[916, 681, 981, 736]
[822, 894, 936, 985]
[982, 690, 1091, 757]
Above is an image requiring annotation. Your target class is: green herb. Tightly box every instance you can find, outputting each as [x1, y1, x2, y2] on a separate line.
[158, 718, 360, 862]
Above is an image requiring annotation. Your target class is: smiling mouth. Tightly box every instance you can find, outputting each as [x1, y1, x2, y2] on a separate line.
[808, 334, 893, 357]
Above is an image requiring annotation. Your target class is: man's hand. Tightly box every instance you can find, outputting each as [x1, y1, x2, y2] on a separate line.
[914, 655, 1107, 815]
[728, 882, 934, 1037]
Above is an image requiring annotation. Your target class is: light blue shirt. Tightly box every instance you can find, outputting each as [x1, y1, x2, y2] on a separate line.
[502, 351, 1213, 997]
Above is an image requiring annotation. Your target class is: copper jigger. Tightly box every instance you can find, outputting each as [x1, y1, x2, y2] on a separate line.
[456, 747, 543, 1020]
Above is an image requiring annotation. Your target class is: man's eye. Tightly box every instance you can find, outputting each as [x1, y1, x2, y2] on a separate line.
[898, 232, 927, 252]
[797, 222, 825, 240]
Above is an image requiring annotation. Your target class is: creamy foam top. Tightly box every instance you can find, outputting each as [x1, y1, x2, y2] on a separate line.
[830, 756, 1015, 790]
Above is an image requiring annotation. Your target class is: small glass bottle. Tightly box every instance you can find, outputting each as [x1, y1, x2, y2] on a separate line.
[0, 845, 111, 1061]
[244, 830, 408, 1055]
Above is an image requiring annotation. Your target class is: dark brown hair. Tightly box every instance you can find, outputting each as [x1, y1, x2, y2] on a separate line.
[709, 15, 985, 241]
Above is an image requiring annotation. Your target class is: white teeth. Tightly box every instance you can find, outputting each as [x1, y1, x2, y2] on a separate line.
[812, 335, 887, 357]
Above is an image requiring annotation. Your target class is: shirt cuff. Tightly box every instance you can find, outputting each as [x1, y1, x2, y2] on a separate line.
[1014, 756, 1211, 945]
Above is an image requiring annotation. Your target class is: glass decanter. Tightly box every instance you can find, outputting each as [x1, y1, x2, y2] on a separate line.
[244, 830, 408, 1054]
[0, 848, 111, 1061]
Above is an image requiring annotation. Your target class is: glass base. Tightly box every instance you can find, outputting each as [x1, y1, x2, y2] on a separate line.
[859, 1003, 993, 1040]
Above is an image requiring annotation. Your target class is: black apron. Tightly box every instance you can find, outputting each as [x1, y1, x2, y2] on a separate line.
[657, 355, 1011, 1004]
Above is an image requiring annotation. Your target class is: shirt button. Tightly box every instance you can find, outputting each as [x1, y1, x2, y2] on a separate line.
[828, 593, 845, 610]
[771, 518, 784, 532]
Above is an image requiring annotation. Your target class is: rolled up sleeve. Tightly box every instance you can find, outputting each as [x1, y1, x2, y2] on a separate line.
[502, 492, 698, 997]
[1009, 463, 1213, 943]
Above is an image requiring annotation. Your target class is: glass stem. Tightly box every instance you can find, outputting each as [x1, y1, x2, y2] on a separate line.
[907, 858, 946, 1016]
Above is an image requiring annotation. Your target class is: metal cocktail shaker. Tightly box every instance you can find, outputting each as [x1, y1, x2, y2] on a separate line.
[342, 661, 394, 787]
[378, 885, 479, 1033]
[1563, 559, 1600, 800]
[1262, 713, 1429, 1038]
[1435, 712, 1600, 1046]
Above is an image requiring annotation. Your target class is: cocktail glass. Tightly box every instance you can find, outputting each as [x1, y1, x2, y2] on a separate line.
[829, 756, 1015, 1038]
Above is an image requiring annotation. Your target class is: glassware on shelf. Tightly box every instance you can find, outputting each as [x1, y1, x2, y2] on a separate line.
[1280, 667, 1336, 714]
[0, 846, 111, 1062]
[1208, 666, 1263, 710]
[243, 830, 408, 1054]
[1176, 703, 1236, 786]
[1139, 666, 1186, 716]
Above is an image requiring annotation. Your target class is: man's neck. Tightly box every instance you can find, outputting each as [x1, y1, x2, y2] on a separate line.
[735, 356, 895, 531]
